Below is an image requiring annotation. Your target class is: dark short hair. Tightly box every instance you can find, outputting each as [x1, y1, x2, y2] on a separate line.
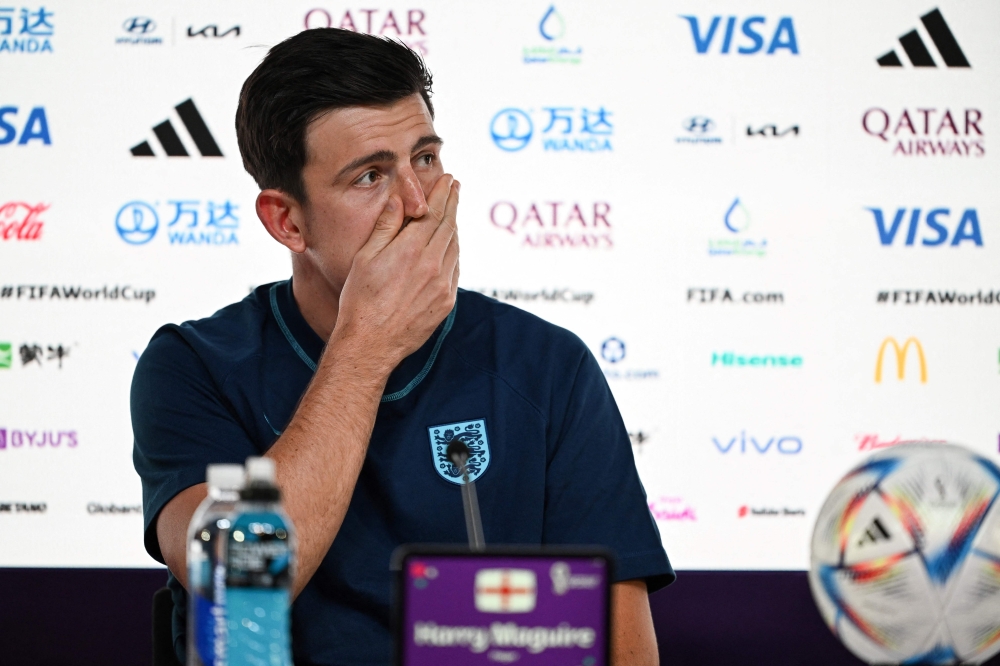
[236, 28, 434, 203]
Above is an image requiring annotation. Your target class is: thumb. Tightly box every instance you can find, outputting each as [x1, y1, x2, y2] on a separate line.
[363, 195, 405, 255]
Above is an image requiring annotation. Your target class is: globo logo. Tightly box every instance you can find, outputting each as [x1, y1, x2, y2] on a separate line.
[713, 432, 802, 454]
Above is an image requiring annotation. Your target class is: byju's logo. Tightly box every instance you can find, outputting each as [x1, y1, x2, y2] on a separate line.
[305, 8, 426, 55]
[0, 427, 77, 450]
[0, 106, 50, 145]
[875, 337, 927, 384]
[0, 6, 54, 54]
[677, 116, 722, 144]
[862, 108, 983, 157]
[0, 202, 46, 240]
[709, 197, 767, 257]
[680, 15, 798, 55]
[117, 17, 161, 45]
[490, 106, 613, 152]
[130, 98, 222, 157]
[116, 200, 239, 246]
[187, 24, 240, 38]
[747, 123, 798, 138]
[876, 8, 969, 68]
[867, 207, 983, 247]
[524, 5, 582, 65]
[713, 432, 803, 454]
[489, 201, 612, 249]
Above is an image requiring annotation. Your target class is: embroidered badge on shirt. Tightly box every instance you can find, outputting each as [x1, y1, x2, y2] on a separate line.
[428, 419, 491, 485]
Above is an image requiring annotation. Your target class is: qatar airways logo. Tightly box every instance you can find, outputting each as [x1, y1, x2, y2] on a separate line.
[0, 427, 78, 450]
[489, 201, 611, 249]
[304, 8, 427, 55]
[862, 108, 984, 157]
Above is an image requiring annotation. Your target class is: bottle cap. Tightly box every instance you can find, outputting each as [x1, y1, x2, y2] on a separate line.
[206, 464, 244, 491]
[245, 457, 276, 485]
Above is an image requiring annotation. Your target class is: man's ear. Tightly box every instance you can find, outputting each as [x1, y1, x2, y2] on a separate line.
[257, 189, 308, 253]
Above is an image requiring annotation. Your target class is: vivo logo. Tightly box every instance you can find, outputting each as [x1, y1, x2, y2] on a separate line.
[713, 432, 802, 454]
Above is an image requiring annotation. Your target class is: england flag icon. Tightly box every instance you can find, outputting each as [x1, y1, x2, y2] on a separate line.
[474, 569, 537, 613]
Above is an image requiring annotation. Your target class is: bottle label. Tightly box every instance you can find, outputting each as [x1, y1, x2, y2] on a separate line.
[227, 588, 291, 666]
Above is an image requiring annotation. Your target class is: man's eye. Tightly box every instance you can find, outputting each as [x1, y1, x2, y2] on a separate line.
[356, 170, 379, 186]
[418, 154, 435, 166]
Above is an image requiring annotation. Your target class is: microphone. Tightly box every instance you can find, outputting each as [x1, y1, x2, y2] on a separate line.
[447, 439, 485, 551]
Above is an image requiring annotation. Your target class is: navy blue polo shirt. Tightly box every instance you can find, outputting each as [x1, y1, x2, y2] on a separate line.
[132, 280, 673, 666]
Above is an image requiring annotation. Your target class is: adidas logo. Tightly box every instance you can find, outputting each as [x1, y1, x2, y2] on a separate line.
[877, 8, 970, 68]
[857, 516, 892, 547]
[130, 98, 222, 157]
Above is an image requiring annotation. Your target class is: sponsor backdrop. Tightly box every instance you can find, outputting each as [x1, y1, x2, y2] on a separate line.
[1, 0, 998, 573]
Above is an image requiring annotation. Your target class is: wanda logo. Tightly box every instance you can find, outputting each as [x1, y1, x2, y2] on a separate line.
[0, 202, 47, 240]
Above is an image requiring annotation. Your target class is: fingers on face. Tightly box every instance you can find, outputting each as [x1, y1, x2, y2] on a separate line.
[427, 180, 460, 254]
[424, 173, 454, 221]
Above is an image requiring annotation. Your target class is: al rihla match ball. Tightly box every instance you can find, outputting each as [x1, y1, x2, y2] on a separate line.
[809, 442, 1000, 665]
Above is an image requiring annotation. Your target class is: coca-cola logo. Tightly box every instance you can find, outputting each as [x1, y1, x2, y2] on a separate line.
[0, 202, 47, 240]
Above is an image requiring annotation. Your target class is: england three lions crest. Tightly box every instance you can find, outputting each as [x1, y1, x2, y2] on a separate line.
[428, 419, 491, 485]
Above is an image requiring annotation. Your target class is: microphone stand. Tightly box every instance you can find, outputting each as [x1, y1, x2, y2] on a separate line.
[447, 440, 485, 551]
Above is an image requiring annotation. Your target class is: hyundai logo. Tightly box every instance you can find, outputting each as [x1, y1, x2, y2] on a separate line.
[683, 116, 715, 134]
[123, 17, 157, 34]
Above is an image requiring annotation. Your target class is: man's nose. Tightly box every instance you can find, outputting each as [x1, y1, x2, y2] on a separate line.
[395, 166, 428, 219]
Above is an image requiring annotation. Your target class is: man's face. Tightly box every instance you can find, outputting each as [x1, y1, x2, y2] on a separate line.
[298, 92, 444, 290]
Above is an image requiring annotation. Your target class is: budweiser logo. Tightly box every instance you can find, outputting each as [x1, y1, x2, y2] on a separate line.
[0, 202, 47, 241]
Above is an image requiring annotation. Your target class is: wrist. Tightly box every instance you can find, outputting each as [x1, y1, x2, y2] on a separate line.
[325, 324, 397, 382]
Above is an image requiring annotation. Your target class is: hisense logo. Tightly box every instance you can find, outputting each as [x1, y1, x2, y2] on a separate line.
[712, 352, 802, 367]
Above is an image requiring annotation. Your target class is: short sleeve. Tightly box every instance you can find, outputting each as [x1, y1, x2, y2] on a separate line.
[542, 348, 675, 592]
[131, 327, 258, 563]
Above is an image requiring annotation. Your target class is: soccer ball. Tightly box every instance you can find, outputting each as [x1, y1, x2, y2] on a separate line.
[809, 442, 1000, 665]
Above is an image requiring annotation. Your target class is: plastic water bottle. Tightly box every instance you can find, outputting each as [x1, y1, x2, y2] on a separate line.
[187, 464, 244, 666]
[226, 457, 295, 666]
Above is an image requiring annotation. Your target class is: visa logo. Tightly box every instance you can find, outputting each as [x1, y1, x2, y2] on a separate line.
[713, 432, 802, 454]
[680, 16, 798, 55]
[474, 569, 537, 613]
[867, 208, 983, 246]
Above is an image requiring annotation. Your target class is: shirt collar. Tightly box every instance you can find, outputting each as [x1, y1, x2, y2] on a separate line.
[269, 279, 456, 403]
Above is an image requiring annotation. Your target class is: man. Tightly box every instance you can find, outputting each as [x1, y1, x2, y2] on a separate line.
[132, 28, 673, 666]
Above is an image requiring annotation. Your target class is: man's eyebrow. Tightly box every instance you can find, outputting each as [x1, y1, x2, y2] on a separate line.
[412, 134, 443, 152]
[335, 149, 397, 182]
